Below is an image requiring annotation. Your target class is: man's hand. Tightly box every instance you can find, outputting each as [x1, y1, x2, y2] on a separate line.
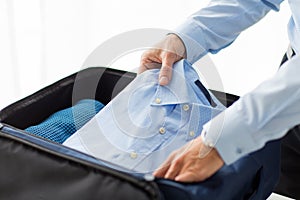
[139, 34, 186, 86]
[153, 136, 224, 182]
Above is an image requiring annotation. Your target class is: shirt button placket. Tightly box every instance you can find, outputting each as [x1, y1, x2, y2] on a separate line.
[189, 131, 195, 137]
[183, 104, 194, 140]
[183, 104, 190, 111]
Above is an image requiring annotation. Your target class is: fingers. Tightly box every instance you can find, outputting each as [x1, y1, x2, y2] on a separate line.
[159, 53, 177, 86]
[153, 151, 177, 178]
[153, 164, 169, 178]
[138, 61, 161, 74]
[153, 159, 171, 178]
[158, 66, 172, 85]
[153, 138, 225, 183]
[138, 34, 186, 84]
[138, 53, 161, 74]
[154, 157, 182, 180]
[175, 172, 198, 182]
[139, 51, 176, 85]
[164, 158, 183, 179]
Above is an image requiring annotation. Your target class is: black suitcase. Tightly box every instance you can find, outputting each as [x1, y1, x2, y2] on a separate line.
[0, 67, 163, 200]
[1, 67, 272, 200]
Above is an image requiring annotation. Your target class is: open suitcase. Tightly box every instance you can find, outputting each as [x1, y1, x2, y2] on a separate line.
[0, 67, 281, 200]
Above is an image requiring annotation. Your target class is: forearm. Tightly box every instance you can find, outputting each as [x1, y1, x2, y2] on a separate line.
[202, 55, 300, 164]
[174, 0, 283, 63]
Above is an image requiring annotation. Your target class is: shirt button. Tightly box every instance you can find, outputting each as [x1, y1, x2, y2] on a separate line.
[236, 148, 243, 154]
[155, 98, 161, 104]
[189, 131, 195, 137]
[144, 174, 155, 181]
[130, 151, 138, 159]
[159, 127, 166, 134]
[206, 141, 214, 148]
[183, 104, 190, 111]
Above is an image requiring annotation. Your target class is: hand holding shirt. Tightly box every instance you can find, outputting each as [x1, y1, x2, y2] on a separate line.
[134, 0, 300, 184]
[63, 60, 280, 199]
[63, 60, 225, 173]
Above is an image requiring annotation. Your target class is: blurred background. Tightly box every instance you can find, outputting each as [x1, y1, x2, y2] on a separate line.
[0, 0, 290, 109]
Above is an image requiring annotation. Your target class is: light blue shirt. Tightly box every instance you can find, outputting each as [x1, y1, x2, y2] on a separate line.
[63, 60, 225, 173]
[175, 0, 299, 63]
[174, 0, 300, 164]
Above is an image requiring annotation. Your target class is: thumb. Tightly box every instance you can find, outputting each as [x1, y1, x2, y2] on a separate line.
[159, 54, 176, 85]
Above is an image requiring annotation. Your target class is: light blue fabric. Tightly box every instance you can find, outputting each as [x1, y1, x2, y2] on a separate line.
[62, 62, 280, 199]
[174, 0, 299, 64]
[25, 99, 104, 143]
[63, 60, 226, 173]
[173, 0, 300, 165]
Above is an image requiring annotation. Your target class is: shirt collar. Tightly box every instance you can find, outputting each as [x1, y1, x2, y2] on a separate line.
[151, 59, 201, 106]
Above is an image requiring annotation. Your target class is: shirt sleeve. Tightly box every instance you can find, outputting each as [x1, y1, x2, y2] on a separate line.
[202, 55, 300, 165]
[173, 0, 284, 64]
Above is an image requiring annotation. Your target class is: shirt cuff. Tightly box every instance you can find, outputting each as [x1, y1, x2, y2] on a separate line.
[202, 100, 258, 165]
[172, 21, 208, 64]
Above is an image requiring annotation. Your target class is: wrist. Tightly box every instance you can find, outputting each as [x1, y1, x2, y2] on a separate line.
[198, 133, 214, 159]
[165, 33, 187, 59]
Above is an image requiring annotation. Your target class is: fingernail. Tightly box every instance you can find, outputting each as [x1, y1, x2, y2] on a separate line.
[159, 76, 169, 85]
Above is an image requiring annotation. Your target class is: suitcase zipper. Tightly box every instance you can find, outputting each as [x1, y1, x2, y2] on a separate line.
[0, 124, 161, 200]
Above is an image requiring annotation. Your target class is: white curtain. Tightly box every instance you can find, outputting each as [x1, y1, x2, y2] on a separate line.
[0, 0, 290, 109]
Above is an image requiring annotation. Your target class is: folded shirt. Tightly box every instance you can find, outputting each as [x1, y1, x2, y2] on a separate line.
[25, 99, 104, 143]
[63, 60, 225, 173]
[22, 61, 280, 199]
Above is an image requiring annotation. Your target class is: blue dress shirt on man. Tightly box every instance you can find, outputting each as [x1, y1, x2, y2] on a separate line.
[173, 0, 300, 165]
[64, 60, 225, 173]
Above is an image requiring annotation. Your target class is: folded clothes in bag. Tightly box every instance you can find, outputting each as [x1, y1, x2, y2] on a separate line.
[63, 60, 226, 173]
[25, 99, 104, 143]
[21, 61, 280, 199]
[0, 67, 161, 200]
[63, 60, 280, 199]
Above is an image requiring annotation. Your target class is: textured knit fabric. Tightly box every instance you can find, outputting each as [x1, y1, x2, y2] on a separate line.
[25, 99, 104, 143]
